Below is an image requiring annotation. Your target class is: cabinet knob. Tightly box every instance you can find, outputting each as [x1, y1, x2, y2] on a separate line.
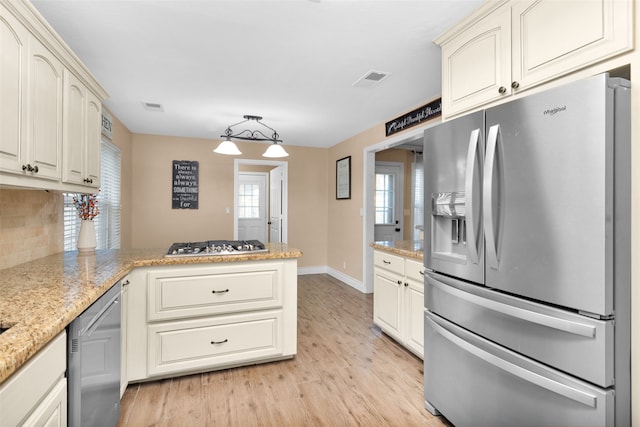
[122, 279, 130, 286]
[83, 178, 93, 184]
[511, 81, 520, 89]
[397, 280, 402, 285]
[498, 86, 507, 95]
[21, 164, 38, 173]
[404, 282, 409, 287]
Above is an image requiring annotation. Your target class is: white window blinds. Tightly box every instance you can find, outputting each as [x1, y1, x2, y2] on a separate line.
[63, 139, 121, 250]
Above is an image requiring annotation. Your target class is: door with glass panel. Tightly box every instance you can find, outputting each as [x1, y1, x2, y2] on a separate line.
[374, 162, 404, 242]
[237, 172, 267, 242]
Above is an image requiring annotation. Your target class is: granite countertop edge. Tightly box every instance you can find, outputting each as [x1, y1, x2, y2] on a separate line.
[370, 240, 424, 260]
[0, 244, 302, 384]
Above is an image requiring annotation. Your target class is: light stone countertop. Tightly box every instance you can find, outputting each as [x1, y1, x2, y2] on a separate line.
[370, 240, 424, 260]
[0, 244, 302, 384]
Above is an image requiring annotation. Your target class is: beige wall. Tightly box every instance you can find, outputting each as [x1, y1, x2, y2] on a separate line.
[129, 134, 328, 269]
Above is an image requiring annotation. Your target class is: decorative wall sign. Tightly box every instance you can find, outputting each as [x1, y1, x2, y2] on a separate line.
[336, 156, 351, 200]
[101, 110, 113, 139]
[385, 98, 442, 137]
[172, 160, 199, 209]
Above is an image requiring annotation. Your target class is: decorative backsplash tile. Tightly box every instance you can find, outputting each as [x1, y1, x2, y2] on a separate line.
[0, 189, 63, 270]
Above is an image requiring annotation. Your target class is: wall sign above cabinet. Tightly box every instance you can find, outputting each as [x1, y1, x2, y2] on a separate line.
[385, 98, 441, 137]
[172, 160, 199, 209]
[101, 110, 113, 140]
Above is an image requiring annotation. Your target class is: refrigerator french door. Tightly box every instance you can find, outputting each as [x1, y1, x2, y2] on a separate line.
[423, 73, 631, 427]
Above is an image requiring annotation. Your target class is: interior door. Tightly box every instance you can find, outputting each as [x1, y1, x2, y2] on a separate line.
[237, 172, 267, 242]
[374, 162, 403, 242]
[269, 166, 283, 243]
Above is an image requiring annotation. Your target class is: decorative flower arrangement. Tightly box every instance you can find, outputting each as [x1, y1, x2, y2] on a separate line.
[73, 192, 100, 221]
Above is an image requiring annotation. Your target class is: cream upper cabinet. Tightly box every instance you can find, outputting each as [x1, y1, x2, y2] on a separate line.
[0, 4, 28, 175]
[439, 3, 511, 118]
[437, 0, 634, 118]
[0, 4, 63, 182]
[0, 0, 107, 191]
[63, 69, 101, 188]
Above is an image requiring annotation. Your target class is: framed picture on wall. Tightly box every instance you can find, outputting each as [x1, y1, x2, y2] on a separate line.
[336, 156, 351, 200]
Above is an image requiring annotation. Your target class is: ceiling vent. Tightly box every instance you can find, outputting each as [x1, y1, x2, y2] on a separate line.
[142, 102, 164, 112]
[352, 70, 391, 88]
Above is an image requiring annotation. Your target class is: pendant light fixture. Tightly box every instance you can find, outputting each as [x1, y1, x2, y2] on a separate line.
[213, 115, 289, 158]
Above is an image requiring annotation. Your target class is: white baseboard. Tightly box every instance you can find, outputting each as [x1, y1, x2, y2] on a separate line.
[297, 265, 369, 293]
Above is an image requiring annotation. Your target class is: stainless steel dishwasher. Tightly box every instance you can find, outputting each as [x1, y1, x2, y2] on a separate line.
[68, 281, 121, 427]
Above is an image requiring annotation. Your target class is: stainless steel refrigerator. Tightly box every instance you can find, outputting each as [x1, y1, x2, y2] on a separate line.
[423, 73, 631, 427]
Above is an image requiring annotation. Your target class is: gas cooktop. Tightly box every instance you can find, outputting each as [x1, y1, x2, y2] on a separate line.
[165, 240, 268, 257]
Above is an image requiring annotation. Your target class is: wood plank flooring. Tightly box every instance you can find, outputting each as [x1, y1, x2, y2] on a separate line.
[117, 274, 452, 427]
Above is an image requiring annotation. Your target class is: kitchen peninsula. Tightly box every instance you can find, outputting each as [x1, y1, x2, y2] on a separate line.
[0, 243, 302, 384]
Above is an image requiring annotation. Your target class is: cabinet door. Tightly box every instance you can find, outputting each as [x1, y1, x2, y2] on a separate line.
[85, 92, 101, 187]
[441, 5, 511, 118]
[373, 268, 402, 340]
[404, 277, 424, 359]
[26, 35, 63, 181]
[62, 69, 86, 185]
[21, 377, 67, 427]
[512, 0, 633, 90]
[0, 5, 28, 174]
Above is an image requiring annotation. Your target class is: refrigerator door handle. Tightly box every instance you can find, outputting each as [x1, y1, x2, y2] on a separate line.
[426, 272, 596, 338]
[426, 313, 598, 408]
[483, 124, 502, 269]
[464, 128, 481, 264]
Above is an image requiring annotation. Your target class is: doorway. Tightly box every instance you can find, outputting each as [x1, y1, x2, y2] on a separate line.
[237, 172, 268, 242]
[374, 162, 404, 242]
[234, 159, 288, 243]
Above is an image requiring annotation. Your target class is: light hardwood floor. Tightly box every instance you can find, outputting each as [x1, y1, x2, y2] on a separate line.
[117, 274, 452, 427]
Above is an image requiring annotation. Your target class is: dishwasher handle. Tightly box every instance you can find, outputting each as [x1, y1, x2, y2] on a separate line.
[81, 286, 120, 338]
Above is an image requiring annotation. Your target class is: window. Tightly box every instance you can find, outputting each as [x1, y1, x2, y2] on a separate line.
[64, 139, 121, 250]
[237, 183, 260, 219]
[412, 152, 424, 241]
[375, 173, 395, 224]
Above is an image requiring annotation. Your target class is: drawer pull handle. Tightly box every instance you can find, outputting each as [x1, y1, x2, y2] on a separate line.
[210, 339, 228, 345]
[383, 260, 391, 264]
[419, 270, 424, 275]
[211, 289, 230, 294]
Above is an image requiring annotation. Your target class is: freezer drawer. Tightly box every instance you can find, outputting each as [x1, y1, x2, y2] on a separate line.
[424, 312, 614, 427]
[425, 271, 613, 387]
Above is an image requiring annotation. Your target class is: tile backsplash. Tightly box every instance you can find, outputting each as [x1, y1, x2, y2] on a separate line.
[0, 189, 63, 270]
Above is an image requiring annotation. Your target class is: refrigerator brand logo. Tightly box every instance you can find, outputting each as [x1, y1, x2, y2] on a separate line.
[543, 106, 567, 116]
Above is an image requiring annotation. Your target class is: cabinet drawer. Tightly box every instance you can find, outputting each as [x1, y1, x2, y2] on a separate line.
[373, 251, 404, 275]
[148, 262, 284, 321]
[147, 311, 283, 377]
[405, 259, 425, 283]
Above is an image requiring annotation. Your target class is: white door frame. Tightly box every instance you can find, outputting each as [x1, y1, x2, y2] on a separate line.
[234, 159, 288, 243]
[362, 121, 440, 293]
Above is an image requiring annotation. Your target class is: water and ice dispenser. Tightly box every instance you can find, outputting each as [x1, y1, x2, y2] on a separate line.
[431, 191, 467, 259]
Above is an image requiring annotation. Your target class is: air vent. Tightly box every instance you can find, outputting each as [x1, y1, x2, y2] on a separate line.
[142, 102, 164, 112]
[352, 70, 391, 88]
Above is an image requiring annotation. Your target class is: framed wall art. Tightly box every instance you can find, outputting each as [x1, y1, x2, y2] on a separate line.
[336, 156, 351, 200]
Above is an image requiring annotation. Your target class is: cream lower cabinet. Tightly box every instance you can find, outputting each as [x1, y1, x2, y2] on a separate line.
[437, 0, 634, 118]
[0, 332, 67, 427]
[373, 250, 425, 358]
[126, 260, 298, 382]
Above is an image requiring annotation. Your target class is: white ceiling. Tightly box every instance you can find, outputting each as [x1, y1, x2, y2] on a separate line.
[31, 0, 482, 149]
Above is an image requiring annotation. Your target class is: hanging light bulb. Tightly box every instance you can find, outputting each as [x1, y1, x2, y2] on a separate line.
[263, 143, 289, 158]
[213, 137, 242, 155]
